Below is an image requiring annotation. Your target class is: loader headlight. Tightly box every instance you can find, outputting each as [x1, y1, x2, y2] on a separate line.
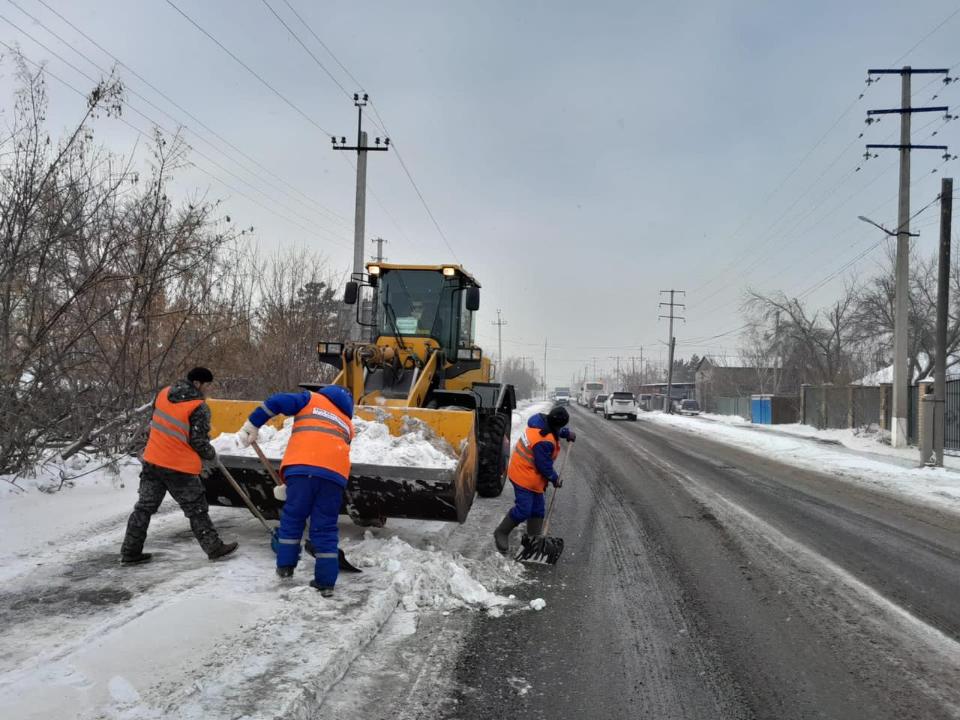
[442, 266, 456, 277]
[317, 342, 344, 355]
[457, 347, 482, 360]
[368, 265, 381, 276]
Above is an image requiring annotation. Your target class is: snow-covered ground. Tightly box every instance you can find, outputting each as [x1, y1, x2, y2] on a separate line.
[643, 411, 960, 515]
[0, 401, 552, 720]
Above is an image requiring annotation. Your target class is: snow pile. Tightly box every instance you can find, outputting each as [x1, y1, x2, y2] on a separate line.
[212, 415, 458, 469]
[1, 451, 138, 497]
[645, 412, 960, 513]
[347, 532, 523, 613]
[529, 598, 547, 611]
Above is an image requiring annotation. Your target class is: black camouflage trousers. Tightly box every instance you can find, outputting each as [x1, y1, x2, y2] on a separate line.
[120, 461, 222, 557]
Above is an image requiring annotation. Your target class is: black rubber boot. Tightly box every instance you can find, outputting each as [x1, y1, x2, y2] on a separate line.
[526, 517, 544, 537]
[309, 580, 334, 597]
[207, 541, 239, 561]
[120, 552, 153, 565]
[276, 566, 294, 578]
[493, 513, 519, 554]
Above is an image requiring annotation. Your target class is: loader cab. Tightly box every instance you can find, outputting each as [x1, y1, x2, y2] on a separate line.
[367, 264, 480, 362]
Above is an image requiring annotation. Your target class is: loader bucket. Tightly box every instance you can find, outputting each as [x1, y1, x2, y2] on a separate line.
[202, 400, 478, 524]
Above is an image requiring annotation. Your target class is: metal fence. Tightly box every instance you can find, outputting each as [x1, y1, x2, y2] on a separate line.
[716, 396, 751, 420]
[801, 385, 883, 429]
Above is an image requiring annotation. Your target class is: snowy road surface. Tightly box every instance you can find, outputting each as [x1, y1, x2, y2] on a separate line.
[3, 402, 960, 719]
[323, 405, 960, 720]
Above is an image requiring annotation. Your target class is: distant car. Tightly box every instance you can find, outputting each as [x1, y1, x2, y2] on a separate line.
[604, 391, 638, 421]
[555, 392, 571, 405]
[592, 394, 608, 413]
[679, 399, 701, 416]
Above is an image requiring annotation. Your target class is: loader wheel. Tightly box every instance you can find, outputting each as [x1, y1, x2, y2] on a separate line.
[476, 412, 510, 498]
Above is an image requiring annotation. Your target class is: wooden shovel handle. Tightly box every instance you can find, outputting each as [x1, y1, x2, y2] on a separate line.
[542, 443, 572, 536]
[251, 441, 283, 486]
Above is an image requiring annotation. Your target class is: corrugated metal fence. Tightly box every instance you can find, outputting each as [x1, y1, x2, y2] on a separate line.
[716, 396, 751, 420]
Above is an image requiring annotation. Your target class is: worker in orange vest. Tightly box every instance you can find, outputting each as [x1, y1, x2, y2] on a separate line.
[237, 385, 354, 597]
[120, 367, 238, 564]
[494, 406, 575, 553]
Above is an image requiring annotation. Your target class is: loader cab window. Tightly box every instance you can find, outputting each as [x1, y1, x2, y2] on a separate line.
[378, 269, 465, 357]
[459, 290, 475, 347]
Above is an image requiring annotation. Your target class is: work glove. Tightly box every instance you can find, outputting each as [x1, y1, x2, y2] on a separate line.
[561, 428, 576, 443]
[549, 473, 563, 489]
[236, 420, 259, 448]
[200, 454, 218, 478]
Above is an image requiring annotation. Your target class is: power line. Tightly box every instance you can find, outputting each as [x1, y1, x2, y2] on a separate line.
[0, 40, 350, 246]
[2, 8, 352, 245]
[29, 0, 350, 230]
[165, 0, 333, 136]
[281, 0, 366, 92]
[266, 1, 461, 262]
[259, 0, 352, 100]
[0, 13, 352, 248]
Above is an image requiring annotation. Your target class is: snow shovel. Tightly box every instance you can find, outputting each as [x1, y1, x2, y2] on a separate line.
[216, 457, 276, 537]
[250, 442, 361, 574]
[514, 445, 571, 565]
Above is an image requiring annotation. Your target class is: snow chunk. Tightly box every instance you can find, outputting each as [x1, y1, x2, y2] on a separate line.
[212, 415, 457, 469]
[529, 598, 547, 611]
[349, 535, 521, 612]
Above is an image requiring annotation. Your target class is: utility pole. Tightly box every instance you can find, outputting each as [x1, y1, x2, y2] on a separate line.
[935, 177, 953, 466]
[592, 356, 598, 379]
[491, 309, 508, 369]
[333, 93, 389, 339]
[659, 289, 686, 412]
[544, 339, 548, 399]
[608, 356, 621, 388]
[865, 66, 950, 446]
[371, 236, 387, 263]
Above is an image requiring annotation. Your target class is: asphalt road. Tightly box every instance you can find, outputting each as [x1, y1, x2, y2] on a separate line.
[436, 406, 960, 720]
[324, 405, 960, 720]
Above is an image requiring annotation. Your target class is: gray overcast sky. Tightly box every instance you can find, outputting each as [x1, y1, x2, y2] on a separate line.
[3, 0, 959, 386]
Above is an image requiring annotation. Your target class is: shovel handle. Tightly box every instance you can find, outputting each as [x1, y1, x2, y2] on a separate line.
[216, 457, 274, 536]
[542, 443, 572, 536]
[251, 441, 283, 486]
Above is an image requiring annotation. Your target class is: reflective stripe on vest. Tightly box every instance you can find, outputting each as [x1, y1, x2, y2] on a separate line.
[507, 424, 559, 494]
[280, 392, 353, 479]
[142, 386, 204, 475]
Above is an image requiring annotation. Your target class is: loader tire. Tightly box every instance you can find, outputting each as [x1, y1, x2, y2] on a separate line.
[476, 412, 510, 498]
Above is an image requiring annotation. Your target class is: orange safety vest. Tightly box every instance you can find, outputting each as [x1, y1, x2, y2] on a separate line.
[142, 386, 204, 474]
[280, 392, 353, 479]
[508, 424, 560, 494]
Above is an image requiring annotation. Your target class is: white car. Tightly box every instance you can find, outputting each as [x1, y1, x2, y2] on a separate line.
[604, 391, 638, 420]
[678, 399, 701, 416]
[592, 394, 608, 413]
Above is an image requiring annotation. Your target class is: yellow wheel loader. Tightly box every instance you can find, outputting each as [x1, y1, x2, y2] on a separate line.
[201, 263, 516, 526]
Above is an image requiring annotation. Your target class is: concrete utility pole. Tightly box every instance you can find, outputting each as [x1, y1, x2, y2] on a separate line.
[491, 309, 508, 368]
[865, 66, 950, 446]
[609, 356, 621, 387]
[371, 237, 387, 263]
[544, 339, 548, 399]
[333, 93, 389, 339]
[935, 177, 954, 466]
[659, 290, 686, 412]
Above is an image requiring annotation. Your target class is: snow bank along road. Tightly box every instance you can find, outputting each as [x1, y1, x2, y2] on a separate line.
[325, 404, 960, 720]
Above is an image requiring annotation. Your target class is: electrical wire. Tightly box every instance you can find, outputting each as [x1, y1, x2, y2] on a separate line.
[29, 0, 350, 229]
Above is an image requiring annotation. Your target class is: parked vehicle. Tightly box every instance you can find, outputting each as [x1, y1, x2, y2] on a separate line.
[604, 391, 638, 420]
[679, 399, 701, 416]
[592, 394, 608, 413]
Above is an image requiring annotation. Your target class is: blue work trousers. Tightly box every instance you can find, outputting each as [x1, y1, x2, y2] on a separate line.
[509, 481, 546, 523]
[276, 474, 343, 587]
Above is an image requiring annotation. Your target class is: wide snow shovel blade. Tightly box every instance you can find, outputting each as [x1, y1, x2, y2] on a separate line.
[514, 533, 564, 565]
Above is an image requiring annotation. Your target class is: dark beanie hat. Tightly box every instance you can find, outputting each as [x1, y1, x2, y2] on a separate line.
[547, 405, 569, 430]
[187, 367, 214, 383]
